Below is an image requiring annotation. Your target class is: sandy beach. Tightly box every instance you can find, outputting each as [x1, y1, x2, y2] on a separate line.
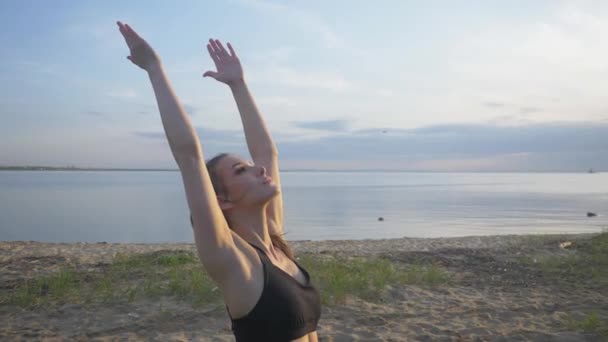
[1, 233, 606, 341]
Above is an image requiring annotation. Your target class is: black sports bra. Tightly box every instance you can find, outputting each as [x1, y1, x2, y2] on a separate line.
[227, 243, 322, 341]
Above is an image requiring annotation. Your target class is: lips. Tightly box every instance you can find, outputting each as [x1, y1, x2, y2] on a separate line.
[262, 176, 272, 184]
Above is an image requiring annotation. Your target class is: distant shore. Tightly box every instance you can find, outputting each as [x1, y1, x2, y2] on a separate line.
[0, 166, 177, 172]
[0, 166, 602, 173]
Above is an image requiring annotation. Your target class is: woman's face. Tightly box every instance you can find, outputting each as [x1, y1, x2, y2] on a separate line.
[215, 154, 278, 208]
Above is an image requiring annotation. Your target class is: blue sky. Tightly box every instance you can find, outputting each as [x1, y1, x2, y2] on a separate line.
[1, 0, 607, 171]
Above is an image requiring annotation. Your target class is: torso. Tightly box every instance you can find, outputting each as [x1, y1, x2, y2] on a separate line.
[220, 231, 318, 342]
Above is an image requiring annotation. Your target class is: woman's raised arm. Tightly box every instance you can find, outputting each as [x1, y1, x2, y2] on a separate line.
[203, 39, 285, 235]
[117, 22, 239, 280]
[117, 21, 197, 154]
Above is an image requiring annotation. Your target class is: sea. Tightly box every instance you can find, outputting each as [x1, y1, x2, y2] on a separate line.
[0, 171, 606, 243]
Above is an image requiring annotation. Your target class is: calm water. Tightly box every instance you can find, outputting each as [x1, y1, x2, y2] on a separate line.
[0, 171, 606, 243]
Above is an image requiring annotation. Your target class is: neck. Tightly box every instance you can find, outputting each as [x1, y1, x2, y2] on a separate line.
[228, 205, 275, 256]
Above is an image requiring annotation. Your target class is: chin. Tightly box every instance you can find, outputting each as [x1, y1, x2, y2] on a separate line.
[271, 184, 281, 195]
[262, 186, 280, 202]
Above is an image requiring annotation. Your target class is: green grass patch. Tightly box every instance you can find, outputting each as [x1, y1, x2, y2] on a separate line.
[3, 249, 449, 309]
[10, 266, 81, 307]
[298, 254, 449, 305]
[520, 231, 608, 286]
[564, 311, 608, 338]
[2, 250, 219, 309]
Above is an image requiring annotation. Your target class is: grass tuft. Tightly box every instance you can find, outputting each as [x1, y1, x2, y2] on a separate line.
[565, 311, 608, 338]
[520, 231, 608, 286]
[11, 266, 80, 307]
[298, 254, 449, 305]
[3, 250, 217, 308]
[3, 249, 449, 309]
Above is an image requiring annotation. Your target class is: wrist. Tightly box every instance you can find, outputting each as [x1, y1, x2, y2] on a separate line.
[228, 78, 247, 90]
[146, 61, 164, 75]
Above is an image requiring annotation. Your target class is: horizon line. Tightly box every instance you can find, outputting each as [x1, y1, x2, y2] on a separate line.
[0, 165, 601, 173]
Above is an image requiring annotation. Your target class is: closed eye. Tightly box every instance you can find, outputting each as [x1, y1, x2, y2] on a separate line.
[233, 161, 253, 175]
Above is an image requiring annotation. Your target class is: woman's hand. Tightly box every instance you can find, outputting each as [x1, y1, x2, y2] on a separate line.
[117, 21, 161, 71]
[203, 39, 244, 86]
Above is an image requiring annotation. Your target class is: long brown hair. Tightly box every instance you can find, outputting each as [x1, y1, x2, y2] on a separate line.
[197, 153, 294, 260]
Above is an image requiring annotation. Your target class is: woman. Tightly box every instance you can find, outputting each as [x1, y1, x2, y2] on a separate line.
[117, 21, 321, 342]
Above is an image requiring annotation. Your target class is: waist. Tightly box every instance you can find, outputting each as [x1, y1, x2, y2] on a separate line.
[231, 316, 319, 342]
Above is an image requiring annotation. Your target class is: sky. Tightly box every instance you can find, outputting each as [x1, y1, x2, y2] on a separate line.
[1, 0, 607, 171]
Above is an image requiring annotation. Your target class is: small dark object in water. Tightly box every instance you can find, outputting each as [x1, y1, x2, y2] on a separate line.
[378, 217, 384, 221]
[587, 212, 597, 217]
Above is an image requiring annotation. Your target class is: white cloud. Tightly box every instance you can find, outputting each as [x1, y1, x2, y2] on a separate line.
[250, 46, 295, 65]
[249, 66, 356, 92]
[15, 61, 59, 75]
[166, 60, 202, 74]
[240, 0, 342, 49]
[63, 20, 124, 50]
[441, 2, 608, 123]
[238, 0, 372, 61]
[106, 89, 137, 99]
[256, 95, 298, 107]
[374, 88, 396, 98]
[273, 122, 608, 171]
[404, 153, 531, 172]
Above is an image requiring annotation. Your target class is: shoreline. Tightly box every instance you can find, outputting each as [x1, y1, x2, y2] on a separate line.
[1, 167, 603, 173]
[0, 232, 600, 280]
[1, 232, 606, 340]
[1, 232, 600, 258]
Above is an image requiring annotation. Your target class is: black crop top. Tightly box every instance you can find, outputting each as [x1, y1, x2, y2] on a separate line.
[227, 243, 322, 342]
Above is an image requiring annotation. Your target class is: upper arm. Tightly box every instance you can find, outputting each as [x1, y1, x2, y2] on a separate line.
[252, 150, 284, 236]
[176, 153, 242, 280]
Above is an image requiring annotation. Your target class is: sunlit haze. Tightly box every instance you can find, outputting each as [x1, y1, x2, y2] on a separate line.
[1, 0, 607, 171]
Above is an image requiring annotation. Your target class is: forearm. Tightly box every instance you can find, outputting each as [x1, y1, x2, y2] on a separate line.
[229, 80, 277, 157]
[147, 63, 201, 157]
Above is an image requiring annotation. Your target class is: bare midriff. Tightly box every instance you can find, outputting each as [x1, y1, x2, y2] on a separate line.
[291, 331, 318, 342]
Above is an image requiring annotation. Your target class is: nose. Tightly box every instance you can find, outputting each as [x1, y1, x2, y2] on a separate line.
[258, 165, 266, 176]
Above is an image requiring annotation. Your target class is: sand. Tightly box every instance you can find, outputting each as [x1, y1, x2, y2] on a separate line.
[1, 234, 606, 341]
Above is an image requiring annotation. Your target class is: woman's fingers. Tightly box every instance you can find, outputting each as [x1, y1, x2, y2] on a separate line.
[125, 24, 144, 41]
[117, 21, 127, 39]
[117, 21, 143, 51]
[117, 21, 160, 70]
[117, 21, 145, 45]
[227, 43, 236, 58]
[206, 43, 221, 67]
[117, 22, 132, 40]
[209, 38, 230, 59]
[214, 39, 230, 57]
[117, 22, 135, 50]
[205, 37, 238, 77]
[209, 39, 222, 57]
[208, 38, 236, 59]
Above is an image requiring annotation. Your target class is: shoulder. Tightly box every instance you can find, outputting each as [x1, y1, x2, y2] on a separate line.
[219, 232, 267, 318]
